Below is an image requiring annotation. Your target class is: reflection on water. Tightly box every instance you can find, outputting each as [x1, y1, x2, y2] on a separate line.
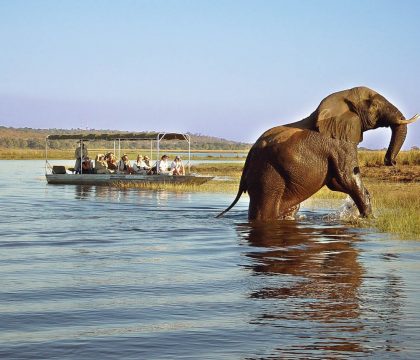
[242, 222, 363, 319]
[73, 184, 191, 205]
[0, 161, 420, 359]
[236, 220, 407, 357]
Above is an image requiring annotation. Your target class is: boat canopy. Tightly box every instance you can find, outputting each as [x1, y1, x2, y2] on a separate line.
[47, 132, 189, 141]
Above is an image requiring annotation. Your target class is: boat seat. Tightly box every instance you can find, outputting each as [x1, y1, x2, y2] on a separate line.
[52, 165, 67, 174]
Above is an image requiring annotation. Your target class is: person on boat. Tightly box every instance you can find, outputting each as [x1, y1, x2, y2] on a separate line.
[170, 156, 185, 176]
[132, 154, 151, 174]
[95, 154, 111, 174]
[74, 142, 88, 174]
[105, 152, 118, 172]
[143, 155, 152, 168]
[117, 154, 134, 174]
[156, 154, 170, 174]
[81, 156, 94, 174]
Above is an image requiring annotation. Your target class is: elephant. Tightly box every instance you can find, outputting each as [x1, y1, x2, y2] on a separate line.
[217, 127, 373, 220]
[217, 87, 418, 221]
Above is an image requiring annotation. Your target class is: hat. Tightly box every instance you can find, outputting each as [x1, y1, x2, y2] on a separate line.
[144, 156, 150, 160]
[162, 154, 169, 159]
[175, 156, 180, 160]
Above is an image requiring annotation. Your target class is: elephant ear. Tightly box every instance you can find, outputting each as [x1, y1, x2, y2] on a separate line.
[315, 103, 363, 143]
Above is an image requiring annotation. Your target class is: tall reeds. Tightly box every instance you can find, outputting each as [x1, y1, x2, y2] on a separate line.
[358, 150, 420, 166]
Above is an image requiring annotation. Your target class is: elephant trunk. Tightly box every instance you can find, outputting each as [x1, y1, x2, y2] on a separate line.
[384, 124, 407, 166]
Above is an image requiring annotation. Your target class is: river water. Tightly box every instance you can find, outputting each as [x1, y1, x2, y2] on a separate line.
[1, 160, 420, 359]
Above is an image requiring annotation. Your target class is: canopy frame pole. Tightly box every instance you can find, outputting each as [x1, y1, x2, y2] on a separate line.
[150, 140, 153, 161]
[187, 134, 191, 174]
[80, 139, 83, 175]
[157, 134, 161, 163]
[45, 137, 48, 175]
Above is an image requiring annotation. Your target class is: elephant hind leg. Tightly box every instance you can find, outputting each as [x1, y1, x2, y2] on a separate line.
[248, 192, 282, 221]
[248, 175, 286, 221]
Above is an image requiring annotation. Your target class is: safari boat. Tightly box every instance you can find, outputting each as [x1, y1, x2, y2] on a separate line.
[45, 132, 214, 186]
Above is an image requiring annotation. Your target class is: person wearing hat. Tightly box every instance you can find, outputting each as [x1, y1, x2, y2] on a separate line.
[74, 142, 88, 174]
[171, 155, 185, 176]
[156, 154, 170, 174]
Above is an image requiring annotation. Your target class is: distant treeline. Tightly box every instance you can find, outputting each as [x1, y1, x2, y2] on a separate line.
[0, 126, 251, 151]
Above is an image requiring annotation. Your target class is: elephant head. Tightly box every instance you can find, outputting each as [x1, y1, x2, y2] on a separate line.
[295, 87, 419, 165]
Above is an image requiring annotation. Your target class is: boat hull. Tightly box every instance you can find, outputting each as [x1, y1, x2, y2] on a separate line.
[46, 174, 213, 186]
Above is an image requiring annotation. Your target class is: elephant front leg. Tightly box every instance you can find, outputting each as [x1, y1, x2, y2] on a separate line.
[328, 167, 372, 218]
[350, 170, 372, 218]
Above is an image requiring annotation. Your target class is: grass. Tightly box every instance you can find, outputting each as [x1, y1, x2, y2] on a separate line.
[118, 180, 240, 193]
[367, 181, 420, 239]
[358, 149, 420, 166]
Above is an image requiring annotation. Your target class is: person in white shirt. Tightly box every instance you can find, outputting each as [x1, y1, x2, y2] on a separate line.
[170, 156, 185, 176]
[156, 154, 170, 174]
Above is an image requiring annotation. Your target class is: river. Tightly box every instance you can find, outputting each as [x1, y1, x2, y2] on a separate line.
[1, 160, 420, 359]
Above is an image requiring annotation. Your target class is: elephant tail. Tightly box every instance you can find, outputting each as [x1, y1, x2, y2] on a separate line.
[215, 186, 244, 218]
[215, 151, 250, 218]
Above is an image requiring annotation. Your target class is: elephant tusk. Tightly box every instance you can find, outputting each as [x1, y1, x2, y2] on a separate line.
[395, 114, 420, 124]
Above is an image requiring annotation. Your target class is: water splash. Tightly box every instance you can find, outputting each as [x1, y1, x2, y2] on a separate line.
[324, 196, 360, 221]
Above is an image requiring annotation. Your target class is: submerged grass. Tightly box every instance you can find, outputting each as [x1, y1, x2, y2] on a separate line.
[117, 179, 240, 193]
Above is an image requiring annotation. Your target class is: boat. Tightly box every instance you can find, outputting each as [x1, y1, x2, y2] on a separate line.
[45, 132, 214, 186]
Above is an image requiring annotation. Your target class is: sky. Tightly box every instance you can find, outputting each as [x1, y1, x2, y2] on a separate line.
[0, 0, 419, 148]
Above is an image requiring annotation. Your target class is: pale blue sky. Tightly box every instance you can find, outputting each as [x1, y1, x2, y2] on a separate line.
[0, 0, 419, 147]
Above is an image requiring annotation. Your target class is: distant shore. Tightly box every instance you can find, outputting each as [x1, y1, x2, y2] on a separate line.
[0, 148, 248, 160]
